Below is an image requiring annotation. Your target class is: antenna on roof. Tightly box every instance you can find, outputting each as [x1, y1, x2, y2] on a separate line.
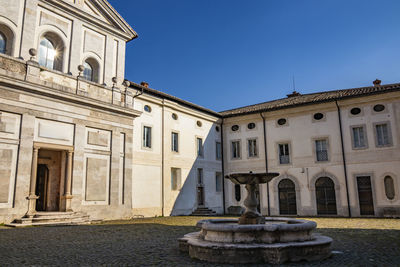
[292, 75, 296, 91]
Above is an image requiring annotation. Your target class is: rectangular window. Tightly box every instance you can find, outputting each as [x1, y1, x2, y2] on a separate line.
[315, 139, 328, 162]
[143, 126, 152, 148]
[197, 137, 204, 157]
[171, 132, 179, 152]
[248, 139, 257, 157]
[197, 168, 203, 184]
[376, 123, 391, 146]
[352, 126, 366, 149]
[279, 143, 290, 164]
[216, 141, 222, 160]
[215, 172, 222, 192]
[171, 168, 181, 191]
[231, 141, 241, 159]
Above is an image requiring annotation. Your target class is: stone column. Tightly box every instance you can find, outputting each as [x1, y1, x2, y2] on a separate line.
[26, 147, 39, 217]
[64, 151, 74, 212]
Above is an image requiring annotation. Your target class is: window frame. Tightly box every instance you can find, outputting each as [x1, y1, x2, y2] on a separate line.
[247, 138, 258, 158]
[215, 172, 223, 193]
[373, 121, 393, 148]
[231, 140, 241, 160]
[171, 131, 179, 153]
[0, 31, 6, 54]
[314, 138, 329, 162]
[278, 142, 291, 165]
[350, 124, 368, 150]
[37, 33, 65, 72]
[215, 141, 222, 160]
[196, 137, 204, 158]
[171, 168, 181, 191]
[142, 125, 152, 149]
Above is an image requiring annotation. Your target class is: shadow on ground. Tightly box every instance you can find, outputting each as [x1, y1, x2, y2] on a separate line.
[0, 223, 399, 266]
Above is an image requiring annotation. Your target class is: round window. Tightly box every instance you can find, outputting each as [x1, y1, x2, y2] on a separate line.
[350, 107, 361, 115]
[215, 126, 220, 132]
[231, 125, 239, 131]
[373, 104, 385, 112]
[277, 118, 287, 126]
[172, 113, 178, 120]
[313, 113, 324, 120]
[144, 105, 152, 113]
[247, 122, 256, 129]
[196, 121, 202, 127]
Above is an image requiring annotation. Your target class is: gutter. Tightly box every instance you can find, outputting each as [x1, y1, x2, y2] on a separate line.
[260, 112, 271, 216]
[161, 100, 165, 216]
[335, 100, 352, 217]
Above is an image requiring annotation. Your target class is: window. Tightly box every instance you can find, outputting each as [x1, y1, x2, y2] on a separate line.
[171, 132, 178, 152]
[196, 121, 202, 127]
[384, 176, 395, 200]
[215, 126, 220, 132]
[172, 113, 178, 120]
[0, 32, 6, 54]
[82, 62, 93, 81]
[197, 168, 203, 184]
[216, 141, 222, 160]
[143, 126, 152, 148]
[247, 122, 256, 129]
[39, 37, 56, 69]
[351, 126, 366, 149]
[248, 139, 257, 157]
[279, 143, 290, 164]
[171, 168, 181, 191]
[235, 184, 241, 201]
[350, 107, 361, 115]
[144, 105, 151, 113]
[215, 172, 222, 193]
[315, 139, 328, 162]
[231, 141, 241, 159]
[373, 104, 385, 112]
[313, 113, 324, 120]
[375, 123, 391, 147]
[277, 118, 287, 126]
[231, 125, 239, 131]
[197, 137, 204, 157]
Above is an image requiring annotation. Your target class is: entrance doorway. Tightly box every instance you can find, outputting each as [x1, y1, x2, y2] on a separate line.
[279, 179, 297, 215]
[197, 168, 205, 207]
[315, 177, 337, 215]
[357, 176, 374, 215]
[35, 149, 63, 212]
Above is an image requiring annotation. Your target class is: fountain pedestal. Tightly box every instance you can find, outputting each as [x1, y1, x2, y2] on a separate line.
[239, 183, 265, 224]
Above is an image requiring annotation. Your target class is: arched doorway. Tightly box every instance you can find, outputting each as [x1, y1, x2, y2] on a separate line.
[315, 177, 337, 215]
[278, 179, 297, 215]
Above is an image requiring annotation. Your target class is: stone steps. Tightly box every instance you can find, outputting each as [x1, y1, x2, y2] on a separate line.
[191, 207, 217, 216]
[5, 211, 91, 227]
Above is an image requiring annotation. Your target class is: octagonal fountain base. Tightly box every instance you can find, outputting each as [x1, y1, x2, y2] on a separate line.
[178, 218, 332, 264]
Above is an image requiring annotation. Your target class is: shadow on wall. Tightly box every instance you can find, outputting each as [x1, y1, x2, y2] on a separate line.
[169, 125, 225, 216]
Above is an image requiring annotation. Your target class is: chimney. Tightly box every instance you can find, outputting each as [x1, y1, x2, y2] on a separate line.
[373, 79, 381, 87]
[287, 91, 301, 98]
[140, 81, 149, 88]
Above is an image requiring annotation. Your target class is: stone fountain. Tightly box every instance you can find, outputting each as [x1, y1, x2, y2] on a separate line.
[178, 172, 332, 264]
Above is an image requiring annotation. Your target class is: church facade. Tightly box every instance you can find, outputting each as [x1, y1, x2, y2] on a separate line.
[0, 0, 398, 224]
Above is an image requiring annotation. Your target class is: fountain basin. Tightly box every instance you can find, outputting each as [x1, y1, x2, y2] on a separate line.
[197, 218, 316, 244]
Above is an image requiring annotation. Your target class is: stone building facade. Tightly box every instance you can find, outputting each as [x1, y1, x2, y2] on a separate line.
[0, 0, 399, 224]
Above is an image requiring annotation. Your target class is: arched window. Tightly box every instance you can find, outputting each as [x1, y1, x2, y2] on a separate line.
[38, 33, 64, 71]
[384, 176, 395, 200]
[83, 62, 93, 81]
[0, 32, 6, 54]
[315, 177, 337, 215]
[82, 58, 100, 83]
[278, 179, 297, 215]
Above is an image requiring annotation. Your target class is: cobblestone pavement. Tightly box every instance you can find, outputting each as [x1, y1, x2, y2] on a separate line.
[0, 217, 399, 266]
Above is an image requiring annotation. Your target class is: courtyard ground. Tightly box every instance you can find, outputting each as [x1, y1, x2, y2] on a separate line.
[0, 216, 399, 266]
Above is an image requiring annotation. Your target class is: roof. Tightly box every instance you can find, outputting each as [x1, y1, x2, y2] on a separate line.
[129, 82, 221, 117]
[220, 83, 400, 117]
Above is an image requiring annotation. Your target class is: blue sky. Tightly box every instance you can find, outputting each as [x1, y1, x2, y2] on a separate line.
[108, 0, 400, 111]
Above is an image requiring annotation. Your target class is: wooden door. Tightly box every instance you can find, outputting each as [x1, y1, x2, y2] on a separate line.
[35, 164, 49, 211]
[357, 176, 374, 215]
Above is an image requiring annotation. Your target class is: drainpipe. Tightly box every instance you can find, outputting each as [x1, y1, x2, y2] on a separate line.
[260, 113, 270, 216]
[220, 119, 226, 214]
[161, 101, 165, 216]
[335, 100, 352, 217]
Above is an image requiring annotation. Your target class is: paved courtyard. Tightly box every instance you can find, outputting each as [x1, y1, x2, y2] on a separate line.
[0, 216, 399, 266]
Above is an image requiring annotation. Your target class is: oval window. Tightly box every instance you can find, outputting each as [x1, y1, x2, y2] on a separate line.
[314, 113, 324, 120]
[215, 126, 220, 132]
[350, 107, 361, 115]
[373, 104, 385, 112]
[277, 118, 287, 126]
[144, 105, 152, 113]
[247, 122, 256, 129]
[231, 125, 239, 131]
[172, 113, 178, 120]
[196, 121, 202, 127]
[384, 176, 395, 200]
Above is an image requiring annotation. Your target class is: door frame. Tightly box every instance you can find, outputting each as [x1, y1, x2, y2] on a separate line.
[354, 173, 377, 216]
